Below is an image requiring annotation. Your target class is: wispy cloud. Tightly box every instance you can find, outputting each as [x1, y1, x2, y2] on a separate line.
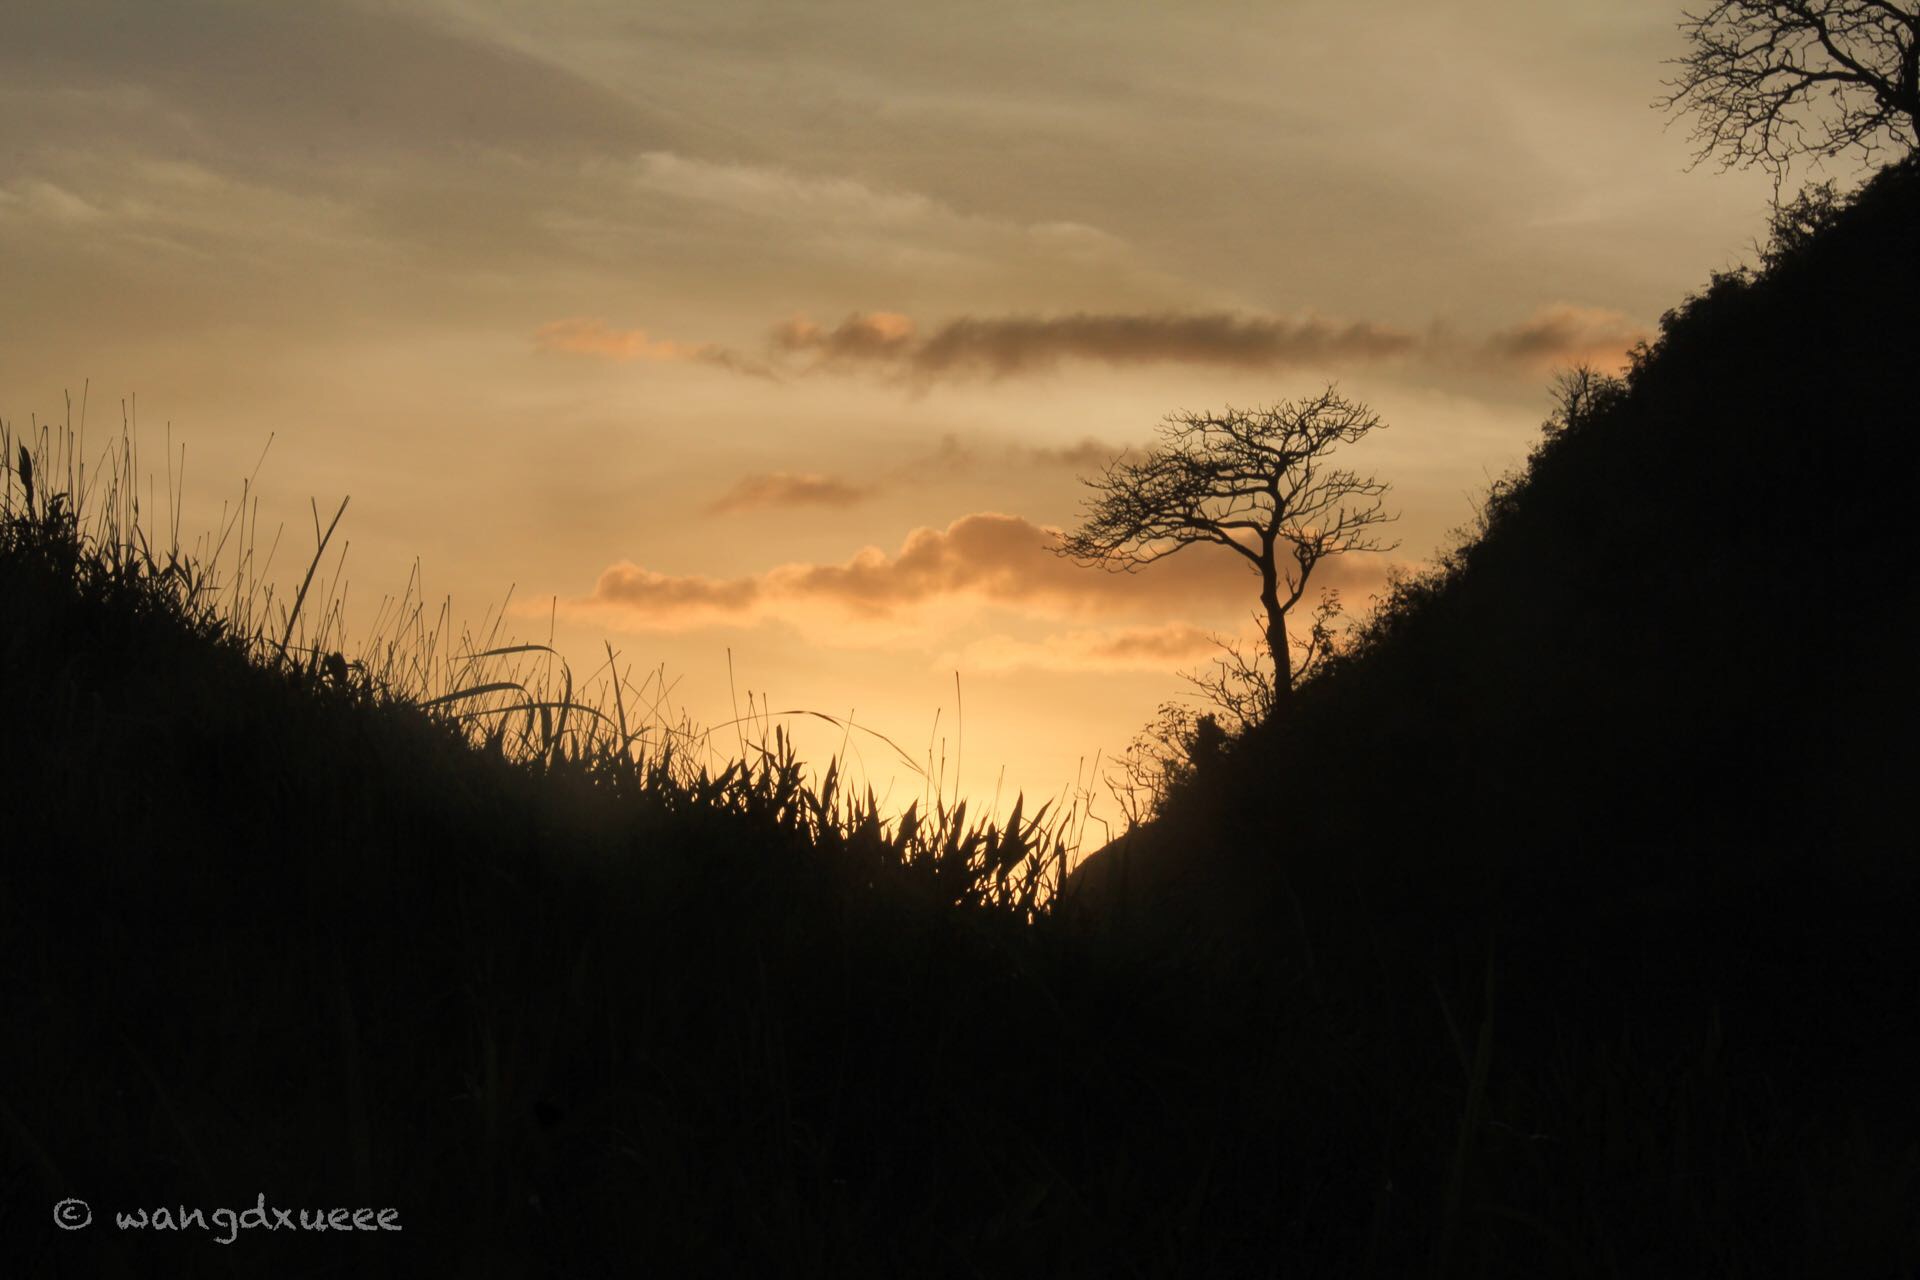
[0, 0, 658, 163]
[1483, 303, 1647, 372]
[946, 623, 1225, 673]
[630, 153, 948, 228]
[619, 152, 1141, 282]
[910, 433, 1134, 477]
[537, 302, 1648, 387]
[0, 180, 106, 226]
[703, 445, 1128, 519]
[534, 317, 776, 377]
[775, 309, 1417, 381]
[1022, 437, 1132, 470]
[536, 317, 708, 362]
[707, 471, 874, 515]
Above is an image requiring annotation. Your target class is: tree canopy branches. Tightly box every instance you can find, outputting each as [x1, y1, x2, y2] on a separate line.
[1661, 1, 1920, 179]
[1059, 388, 1396, 707]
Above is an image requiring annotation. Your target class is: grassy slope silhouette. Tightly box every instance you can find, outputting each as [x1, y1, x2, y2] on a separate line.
[3, 160, 1917, 1277]
[1078, 156, 1920, 1265]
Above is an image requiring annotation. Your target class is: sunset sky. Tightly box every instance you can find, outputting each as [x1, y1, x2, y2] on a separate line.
[1, 0, 1778, 831]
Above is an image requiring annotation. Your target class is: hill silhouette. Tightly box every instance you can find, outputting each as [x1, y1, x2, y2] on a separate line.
[1074, 156, 1919, 953]
[5, 161, 1919, 1277]
[1068, 155, 1920, 1266]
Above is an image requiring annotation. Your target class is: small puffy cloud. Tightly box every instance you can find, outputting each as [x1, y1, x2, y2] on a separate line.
[773, 311, 917, 364]
[561, 511, 1400, 640]
[586, 564, 761, 616]
[1484, 304, 1648, 372]
[911, 311, 1417, 378]
[764, 512, 1167, 617]
[567, 512, 1255, 633]
[707, 471, 874, 515]
[536, 317, 706, 362]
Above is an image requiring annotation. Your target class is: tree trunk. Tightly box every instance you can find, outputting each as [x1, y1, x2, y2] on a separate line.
[1261, 568, 1292, 711]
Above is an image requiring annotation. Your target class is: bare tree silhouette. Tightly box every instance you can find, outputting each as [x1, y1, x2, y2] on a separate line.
[1661, 1, 1920, 180]
[1105, 594, 1350, 826]
[1059, 388, 1395, 715]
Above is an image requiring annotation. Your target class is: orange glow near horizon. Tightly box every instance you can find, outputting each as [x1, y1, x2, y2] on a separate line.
[0, 0, 1778, 838]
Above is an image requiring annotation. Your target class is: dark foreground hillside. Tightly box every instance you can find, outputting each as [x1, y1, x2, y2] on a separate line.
[1079, 158, 1920, 1265]
[5, 163, 1919, 1279]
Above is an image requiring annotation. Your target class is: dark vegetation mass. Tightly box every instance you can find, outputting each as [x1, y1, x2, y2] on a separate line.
[4, 159, 1918, 1278]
